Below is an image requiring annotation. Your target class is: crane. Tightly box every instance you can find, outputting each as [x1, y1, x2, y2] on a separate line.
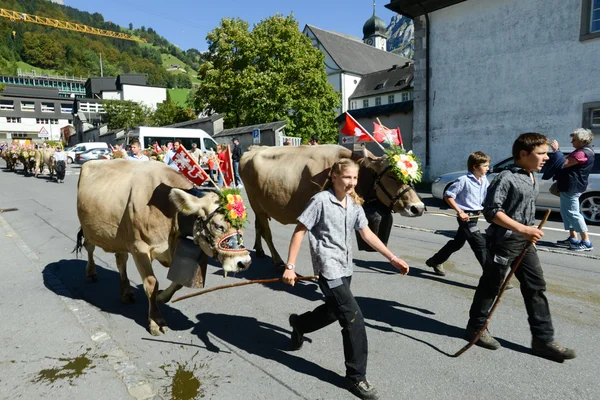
[0, 7, 147, 43]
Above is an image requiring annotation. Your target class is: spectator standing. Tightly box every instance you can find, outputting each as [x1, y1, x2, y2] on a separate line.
[231, 137, 244, 188]
[128, 140, 149, 161]
[551, 128, 595, 251]
[189, 143, 202, 163]
[163, 140, 181, 171]
[53, 145, 67, 183]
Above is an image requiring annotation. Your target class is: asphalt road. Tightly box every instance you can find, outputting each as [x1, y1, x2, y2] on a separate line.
[0, 161, 599, 400]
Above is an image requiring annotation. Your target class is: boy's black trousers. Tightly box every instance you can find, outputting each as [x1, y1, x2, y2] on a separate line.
[429, 216, 487, 268]
[294, 275, 368, 383]
[468, 233, 554, 342]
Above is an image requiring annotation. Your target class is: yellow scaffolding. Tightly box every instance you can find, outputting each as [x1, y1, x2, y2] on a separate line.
[0, 8, 147, 43]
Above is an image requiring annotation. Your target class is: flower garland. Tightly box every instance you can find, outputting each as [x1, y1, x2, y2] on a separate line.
[385, 145, 422, 184]
[219, 188, 248, 229]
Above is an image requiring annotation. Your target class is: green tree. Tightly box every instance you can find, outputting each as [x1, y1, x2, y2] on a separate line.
[152, 94, 195, 127]
[194, 14, 339, 143]
[102, 100, 151, 130]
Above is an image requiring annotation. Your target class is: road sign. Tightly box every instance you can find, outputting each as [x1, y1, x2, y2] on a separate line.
[38, 127, 49, 138]
[339, 134, 356, 144]
[252, 129, 260, 145]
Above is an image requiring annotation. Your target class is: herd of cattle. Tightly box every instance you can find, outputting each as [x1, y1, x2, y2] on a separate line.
[0, 145, 56, 177]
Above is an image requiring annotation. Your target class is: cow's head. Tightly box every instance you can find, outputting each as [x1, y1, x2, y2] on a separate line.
[169, 188, 252, 276]
[360, 148, 425, 217]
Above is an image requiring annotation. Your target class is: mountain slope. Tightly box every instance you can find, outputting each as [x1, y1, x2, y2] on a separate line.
[0, 0, 200, 89]
[386, 14, 414, 59]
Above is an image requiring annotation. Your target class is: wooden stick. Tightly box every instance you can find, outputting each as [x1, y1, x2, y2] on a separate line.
[171, 275, 318, 303]
[453, 209, 551, 358]
[0, 208, 18, 213]
[424, 211, 480, 219]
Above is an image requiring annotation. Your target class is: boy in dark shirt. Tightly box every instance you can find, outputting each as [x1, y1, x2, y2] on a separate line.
[465, 132, 576, 362]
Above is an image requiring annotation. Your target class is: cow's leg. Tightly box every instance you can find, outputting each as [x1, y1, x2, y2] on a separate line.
[156, 282, 183, 304]
[84, 241, 98, 283]
[115, 252, 135, 304]
[253, 215, 266, 258]
[255, 213, 285, 269]
[132, 252, 167, 336]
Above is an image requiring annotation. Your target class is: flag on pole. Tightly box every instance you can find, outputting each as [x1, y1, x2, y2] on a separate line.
[340, 113, 385, 150]
[372, 122, 400, 145]
[396, 127, 403, 147]
[222, 145, 234, 187]
[173, 145, 210, 187]
[154, 141, 162, 153]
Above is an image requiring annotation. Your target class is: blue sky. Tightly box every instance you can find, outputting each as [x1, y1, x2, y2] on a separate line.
[65, 0, 398, 51]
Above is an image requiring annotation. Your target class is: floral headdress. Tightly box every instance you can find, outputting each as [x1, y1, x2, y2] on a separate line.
[219, 188, 248, 229]
[385, 145, 422, 184]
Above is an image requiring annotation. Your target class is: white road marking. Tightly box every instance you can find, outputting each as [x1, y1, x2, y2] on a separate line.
[543, 226, 600, 237]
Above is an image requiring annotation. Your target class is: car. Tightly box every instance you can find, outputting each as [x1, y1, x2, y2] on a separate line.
[431, 147, 600, 225]
[75, 148, 112, 164]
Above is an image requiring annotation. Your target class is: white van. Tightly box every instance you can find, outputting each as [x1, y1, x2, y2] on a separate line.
[67, 142, 109, 164]
[126, 126, 217, 153]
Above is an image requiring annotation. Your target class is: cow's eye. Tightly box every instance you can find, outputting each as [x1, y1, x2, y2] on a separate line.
[214, 224, 226, 232]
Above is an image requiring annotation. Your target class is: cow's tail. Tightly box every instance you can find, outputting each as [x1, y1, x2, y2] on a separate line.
[72, 228, 84, 257]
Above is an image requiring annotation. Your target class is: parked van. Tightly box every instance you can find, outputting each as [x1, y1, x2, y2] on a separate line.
[126, 127, 217, 153]
[67, 142, 109, 164]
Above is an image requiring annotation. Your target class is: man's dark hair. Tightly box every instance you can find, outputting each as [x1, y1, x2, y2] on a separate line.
[467, 151, 491, 171]
[311, 135, 319, 144]
[512, 132, 549, 160]
[174, 139, 181, 145]
[131, 140, 141, 147]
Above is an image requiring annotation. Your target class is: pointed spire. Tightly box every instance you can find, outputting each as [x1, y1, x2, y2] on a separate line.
[373, 2, 377, 15]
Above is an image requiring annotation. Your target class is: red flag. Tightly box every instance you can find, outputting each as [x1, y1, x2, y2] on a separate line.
[173, 145, 209, 186]
[371, 122, 400, 145]
[341, 113, 369, 138]
[221, 145, 234, 187]
[154, 141, 162, 153]
[396, 127, 403, 146]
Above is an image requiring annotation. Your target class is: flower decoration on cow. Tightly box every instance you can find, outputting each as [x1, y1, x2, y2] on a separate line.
[219, 189, 248, 229]
[386, 146, 422, 184]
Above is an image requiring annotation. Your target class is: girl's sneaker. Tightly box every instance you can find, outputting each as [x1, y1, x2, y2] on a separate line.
[570, 241, 594, 251]
[557, 237, 578, 246]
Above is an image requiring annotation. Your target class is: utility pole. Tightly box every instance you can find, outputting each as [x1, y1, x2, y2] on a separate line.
[99, 53, 103, 77]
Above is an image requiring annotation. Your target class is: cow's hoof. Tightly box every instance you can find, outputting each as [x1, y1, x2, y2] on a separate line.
[255, 249, 266, 258]
[149, 320, 168, 336]
[85, 273, 98, 283]
[120, 289, 136, 304]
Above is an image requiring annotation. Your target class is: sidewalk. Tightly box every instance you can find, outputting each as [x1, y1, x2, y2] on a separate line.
[0, 215, 143, 400]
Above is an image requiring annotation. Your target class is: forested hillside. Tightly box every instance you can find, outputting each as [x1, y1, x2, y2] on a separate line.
[0, 0, 201, 90]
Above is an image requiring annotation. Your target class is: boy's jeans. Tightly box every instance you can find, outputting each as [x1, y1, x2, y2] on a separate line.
[468, 233, 554, 342]
[294, 275, 368, 383]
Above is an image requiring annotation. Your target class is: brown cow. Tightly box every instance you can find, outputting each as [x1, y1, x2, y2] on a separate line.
[34, 147, 55, 178]
[239, 144, 425, 267]
[75, 160, 252, 335]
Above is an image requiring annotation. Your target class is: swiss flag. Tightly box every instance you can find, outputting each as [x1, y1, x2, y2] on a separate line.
[371, 122, 400, 145]
[173, 145, 209, 187]
[154, 141, 162, 153]
[221, 145, 234, 187]
[340, 113, 370, 141]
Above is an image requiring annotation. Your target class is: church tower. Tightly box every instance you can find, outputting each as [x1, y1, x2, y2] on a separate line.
[362, 2, 388, 51]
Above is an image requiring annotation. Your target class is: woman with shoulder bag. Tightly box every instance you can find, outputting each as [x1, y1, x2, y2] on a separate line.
[551, 128, 595, 251]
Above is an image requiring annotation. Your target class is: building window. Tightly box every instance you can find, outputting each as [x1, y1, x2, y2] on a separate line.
[592, 108, 600, 127]
[363, 99, 369, 108]
[0, 100, 14, 111]
[388, 95, 395, 104]
[374, 83, 384, 90]
[582, 101, 600, 132]
[349, 101, 356, 110]
[402, 92, 409, 102]
[61, 103, 73, 114]
[375, 97, 381, 106]
[21, 101, 35, 111]
[41, 102, 55, 112]
[7, 117, 21, 123]
[592, 0, 600, 32]
[36, 118, 57, 124]
[581, 0, 600, 40]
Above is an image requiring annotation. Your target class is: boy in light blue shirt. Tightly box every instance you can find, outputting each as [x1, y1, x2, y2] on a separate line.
[426, 151, 490, 276]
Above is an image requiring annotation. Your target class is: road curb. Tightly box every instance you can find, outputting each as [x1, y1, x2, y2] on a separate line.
[393, 224, 600, 261]
[0, 215, 161, 400]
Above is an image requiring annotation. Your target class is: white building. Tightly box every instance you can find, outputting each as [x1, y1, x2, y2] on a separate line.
[303, 24, 410, 115]
[386, 0, 600, 179]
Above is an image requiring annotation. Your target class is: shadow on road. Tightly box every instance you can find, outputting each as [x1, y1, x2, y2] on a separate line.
[209, 250, 323, 302]
[193, 312, 344, 389]
[353, 260, 478, 291]
[42, 259, 194, 333]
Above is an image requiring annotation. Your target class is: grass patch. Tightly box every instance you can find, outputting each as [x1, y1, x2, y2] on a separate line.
[168, 88, 191, 106]
[15, 61, 59, 77]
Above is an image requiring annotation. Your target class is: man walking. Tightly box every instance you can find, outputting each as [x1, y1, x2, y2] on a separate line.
[189, 142, 202, 163]
[231, 137, 244, 188]
[128, 140, 149, 161]
[163, 140, 181, 171]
